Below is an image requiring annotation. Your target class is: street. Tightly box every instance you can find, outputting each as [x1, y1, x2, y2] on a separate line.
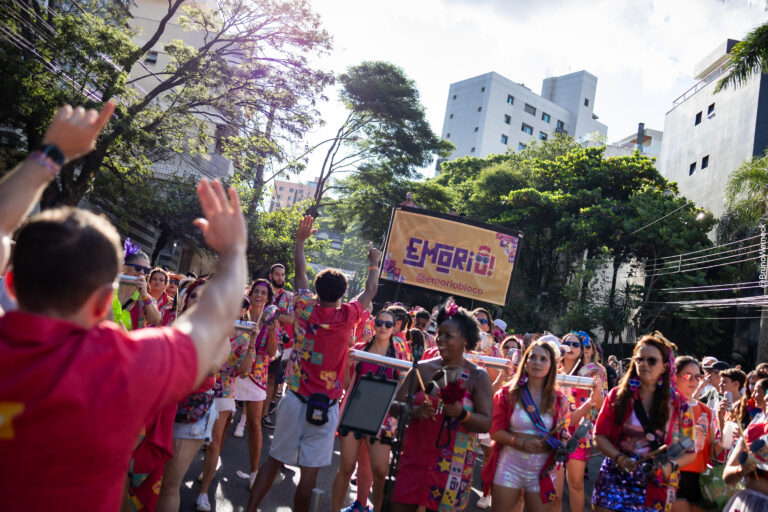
[180, 402, 604, 511]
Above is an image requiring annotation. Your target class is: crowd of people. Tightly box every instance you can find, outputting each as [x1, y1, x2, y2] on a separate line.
[1, 102, 768, 512]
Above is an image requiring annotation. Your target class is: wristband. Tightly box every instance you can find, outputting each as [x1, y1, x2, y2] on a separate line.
[28, 150, 61, 176]
[368, 266, 379, 271]
[141, 296, 153, 306]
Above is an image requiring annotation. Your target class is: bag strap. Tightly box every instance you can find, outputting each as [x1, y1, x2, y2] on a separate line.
[633, 397, 661, 450]
[521, 386, 562, 449]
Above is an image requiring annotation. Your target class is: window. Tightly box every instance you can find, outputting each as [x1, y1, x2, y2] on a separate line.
[556, 120, 565, 130]
[702, 155, 709, 169]
[504, 114, 511, 124]
[477, 107, 482, 112]
[276, 194, 282, 200]
[689, 162, 696, 175]
[452, 94, 457, 100]
[446, 133, 450, 138]
[481, 87, 486, 92]
[449, 114, 454, 119]
[524, 103, 536, 116]
[584, 98, 589, 107]
[518, 142, 527, 150]
[521, 123, 533, 135]
[542, 112, 551, 123]
[539, 131, 548, 141]
[695, 112, 702, 125]
[507, 95, 514, 105]
[474, 126, 479, 132]
[501, 134, 508, 144]
[145, 51, 158, 64]
[708, 103, 715, 117]
[289, 188, 293, 192]
[279, 186, 284, 191]
[470, 147, 476, 153]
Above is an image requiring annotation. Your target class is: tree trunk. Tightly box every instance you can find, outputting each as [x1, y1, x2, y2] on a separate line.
[758, 289, 768, 364]
[250, 101, 278, 211]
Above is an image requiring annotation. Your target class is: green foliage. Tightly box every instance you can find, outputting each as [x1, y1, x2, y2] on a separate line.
[312, 61, 452, 213]
[716, 22, 768, 92]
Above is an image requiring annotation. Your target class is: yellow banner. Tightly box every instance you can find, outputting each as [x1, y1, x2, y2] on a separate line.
[381, 209, 520, 305]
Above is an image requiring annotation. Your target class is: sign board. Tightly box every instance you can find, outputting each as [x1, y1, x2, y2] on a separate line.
[381, 208, 521, 305]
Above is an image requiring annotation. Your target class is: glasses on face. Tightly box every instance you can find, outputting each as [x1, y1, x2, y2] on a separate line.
[169, 279, 180, 286]
[679, 372, 703, 381]
[127, 263, 151, 275]
[374, 319, 394, 328]
[476, 318, 489, 325]
[563, 341, 581, 349]
[633, 356, 659, 367]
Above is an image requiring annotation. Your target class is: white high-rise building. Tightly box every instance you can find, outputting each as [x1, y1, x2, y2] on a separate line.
[439, 70, 608, 163]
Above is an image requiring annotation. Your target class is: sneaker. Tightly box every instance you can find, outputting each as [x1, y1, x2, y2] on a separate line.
[476, 494, 491, 509]
[261, 416, 275, 429]
[268, 401, 277, 415]
[249, 471, 257, 490]
[195, 493, 211, 512]
[341, 500, 366, 512]
[233, 417, 246, 438]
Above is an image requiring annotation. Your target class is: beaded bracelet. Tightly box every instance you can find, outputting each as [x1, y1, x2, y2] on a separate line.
[28, 150, 61, 176]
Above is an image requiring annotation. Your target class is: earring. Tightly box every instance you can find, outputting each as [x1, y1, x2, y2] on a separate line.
[519, 373, 528, 386]
[657, 375, 664, 388]
[629, 377, 640, 399]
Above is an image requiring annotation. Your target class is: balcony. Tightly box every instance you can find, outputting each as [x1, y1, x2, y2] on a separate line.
[669, 64, 726, 112]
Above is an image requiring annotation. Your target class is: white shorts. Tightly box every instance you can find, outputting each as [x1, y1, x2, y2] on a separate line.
[234, 377, 266, 402]
[269, 391, 339, 468]
[214, 397, 236, 413]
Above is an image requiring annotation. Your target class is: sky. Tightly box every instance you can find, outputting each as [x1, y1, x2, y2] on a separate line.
[294, 0, 767, 182]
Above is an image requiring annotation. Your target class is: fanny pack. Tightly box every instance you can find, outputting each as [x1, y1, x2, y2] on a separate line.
[291, 390, 337, 426]
[176, 390, 214, 424]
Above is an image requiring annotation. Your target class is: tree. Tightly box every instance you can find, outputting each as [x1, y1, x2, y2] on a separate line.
[309, 61, 453, 215]
[717, 152, 768, 363]
[716, 21, 768, 92]
[0, 0, 332, 209]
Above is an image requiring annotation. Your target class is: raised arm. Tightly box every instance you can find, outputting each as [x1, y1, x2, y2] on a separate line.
[355, 243, 381, 310]
[293, 215, 316, 290]
[0, 102, 115, 273]
[173, 180, 248, 386]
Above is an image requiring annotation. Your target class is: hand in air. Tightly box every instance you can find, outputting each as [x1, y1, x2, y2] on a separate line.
[193, 179, 246, 255]
[43, 101, 115, 162]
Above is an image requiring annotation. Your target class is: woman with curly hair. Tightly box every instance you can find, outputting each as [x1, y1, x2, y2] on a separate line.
[482, 340, 570, 512]
[390, 302, 493, 511]
[593, 333, 696, 512]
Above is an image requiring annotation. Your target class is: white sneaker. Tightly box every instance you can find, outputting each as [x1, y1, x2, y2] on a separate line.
[195, 493, 211, 512]
[476, 494, 491, 509]
[233, 416, 246, 438]
[236, 470, 258, 489]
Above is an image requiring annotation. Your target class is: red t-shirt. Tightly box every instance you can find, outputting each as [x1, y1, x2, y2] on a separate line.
[287, 290, 365, 400]
[0, 312, 197, 511]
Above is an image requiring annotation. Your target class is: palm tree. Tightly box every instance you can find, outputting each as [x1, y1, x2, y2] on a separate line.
[715, 13, 768, 92]
[718, 152, 768, 363]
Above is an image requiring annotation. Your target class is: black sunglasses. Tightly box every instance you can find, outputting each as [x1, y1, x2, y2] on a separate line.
[127, 263, 151, 275]
[563, 341, 582, 349]
[375, 319, 394, 328]
[476, 318, 489, 325]
[169, 279, 180, 285]
[634, 356, 660, 367]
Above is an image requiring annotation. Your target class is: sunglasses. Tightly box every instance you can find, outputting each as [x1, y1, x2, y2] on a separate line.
[563, 341, 581, 348]
[476, 318, 489, 325]
[633, 356, 660, 367]
[169, 279, 180, 285]
[679, 372, 703, 381]
[127, 263, 151, 275]
[375, 319, 394, 328]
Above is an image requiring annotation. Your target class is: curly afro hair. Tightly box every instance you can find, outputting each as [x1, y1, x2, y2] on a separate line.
[435, 303, 481, 350]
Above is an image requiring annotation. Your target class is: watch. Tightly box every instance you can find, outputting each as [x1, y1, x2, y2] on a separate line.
[36, 144, 65, 166]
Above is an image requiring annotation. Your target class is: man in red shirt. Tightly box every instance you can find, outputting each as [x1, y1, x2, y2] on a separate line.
[247, 215, 381, 512]
[0, 103, 248, 511]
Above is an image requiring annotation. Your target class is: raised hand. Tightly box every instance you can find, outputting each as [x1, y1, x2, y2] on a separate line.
[193, 179, 246, 255]
[367, 242, 382, 265]
[296, 215, 317, 242]
[43, 101, 115, 162]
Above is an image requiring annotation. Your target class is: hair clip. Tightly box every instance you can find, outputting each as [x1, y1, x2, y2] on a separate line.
[123, 237, 141, 262]
[445, 303, 459, 318]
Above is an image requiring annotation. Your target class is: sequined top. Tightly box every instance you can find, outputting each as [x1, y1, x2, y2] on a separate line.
[509, 402, 554, 436]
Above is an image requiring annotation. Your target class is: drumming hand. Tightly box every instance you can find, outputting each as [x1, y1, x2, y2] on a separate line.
[619, 456, 638, 473]
[442, 401, 464, 418]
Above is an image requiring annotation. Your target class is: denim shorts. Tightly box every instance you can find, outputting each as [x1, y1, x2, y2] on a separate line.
[172, 401, 217, 442]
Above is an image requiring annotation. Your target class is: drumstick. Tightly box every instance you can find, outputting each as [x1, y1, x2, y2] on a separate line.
[637, 444, 668, 463]
[541, 418, 566, 443]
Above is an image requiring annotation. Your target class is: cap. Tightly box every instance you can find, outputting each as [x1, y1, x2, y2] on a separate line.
[493, 319, 507, 331]
[539, 334, 568, 354]
[701, 356, 718, 368]
[710, 361, 731, 371]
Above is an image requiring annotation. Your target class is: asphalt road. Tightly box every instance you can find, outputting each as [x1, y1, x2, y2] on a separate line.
[180, 402, 604, 512]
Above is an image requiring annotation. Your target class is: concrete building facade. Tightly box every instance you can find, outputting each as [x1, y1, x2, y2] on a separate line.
[269, 179, 317, 211]
[658, 39, 768, 219]
[439, 70, 607, 163]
